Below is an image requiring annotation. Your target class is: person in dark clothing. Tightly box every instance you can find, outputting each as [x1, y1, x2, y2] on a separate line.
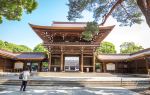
[20, 67, 30, 91]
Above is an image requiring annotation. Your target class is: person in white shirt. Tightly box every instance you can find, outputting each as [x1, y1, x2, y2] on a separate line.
[20, 67, 30, 91]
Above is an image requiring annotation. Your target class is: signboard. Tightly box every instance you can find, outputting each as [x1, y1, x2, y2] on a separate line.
[64, 57, 79, 71]
[27, 63, 31, 65]
[14, 61, 24, 69]
[65, 57, 79, 66]
[106, 63, 115, 70]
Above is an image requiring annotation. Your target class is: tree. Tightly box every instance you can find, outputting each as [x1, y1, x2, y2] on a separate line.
[120, 42, 144, 54]
[67, 0, 150, 27]
[33, 43, 47, 52]
[96, 41, 116, 54]
[82, 21, 99, 41]
[0, 40, 5, 49]
[13, 45, 32, 52]
[0, 0, 38, 23]
[0, 40, 32, 52]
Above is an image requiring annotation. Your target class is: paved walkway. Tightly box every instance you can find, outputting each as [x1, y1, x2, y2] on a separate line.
[0, 73, 149, 94]
[0, 85, 139, 95]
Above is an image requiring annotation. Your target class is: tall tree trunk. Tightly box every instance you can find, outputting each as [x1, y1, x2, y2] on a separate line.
[137, 0, 150, 28]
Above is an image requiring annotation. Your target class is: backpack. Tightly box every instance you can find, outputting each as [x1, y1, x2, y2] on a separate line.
[19, 73, 23, 79]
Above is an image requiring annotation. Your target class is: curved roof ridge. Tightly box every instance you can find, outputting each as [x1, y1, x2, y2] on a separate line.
[97, 48, 150, 61]
[29, 23, 115, 29]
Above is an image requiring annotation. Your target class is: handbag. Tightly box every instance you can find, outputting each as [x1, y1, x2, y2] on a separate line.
[19, 73, 23, 79]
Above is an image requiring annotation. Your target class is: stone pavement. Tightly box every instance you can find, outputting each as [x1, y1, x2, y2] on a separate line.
[0, 85, 139, 95]
[0, 73, 149, 94]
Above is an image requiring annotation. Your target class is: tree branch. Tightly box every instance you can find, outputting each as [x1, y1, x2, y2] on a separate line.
[101, 0, 124, 25]
[146, 0, 150, 9]
[137, 0, 146, 14]
[120, 3, 132, 19]
[137, 0, 150, 28]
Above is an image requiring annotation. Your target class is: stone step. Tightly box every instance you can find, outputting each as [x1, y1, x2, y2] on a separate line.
[0, 79, 149, 87]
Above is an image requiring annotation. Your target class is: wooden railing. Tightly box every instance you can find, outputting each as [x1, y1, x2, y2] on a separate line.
[44, 42, 100, 46]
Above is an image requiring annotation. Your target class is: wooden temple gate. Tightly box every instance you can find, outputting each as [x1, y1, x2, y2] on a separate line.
[30, 22, 114, 72]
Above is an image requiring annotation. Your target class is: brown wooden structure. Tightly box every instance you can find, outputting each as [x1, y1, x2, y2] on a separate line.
[0, 48, 150, 74]
[0, 49, 46, 72]
[30, 22, 115, 72]
[0, 21, 150, 74]
[97, 48, 150, 74]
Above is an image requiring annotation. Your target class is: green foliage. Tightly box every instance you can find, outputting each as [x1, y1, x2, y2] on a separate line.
[0, 0, 38, 23]
[67, 0, 96, 21]
[120, 42, 144, 54]
[96, 41, 116, 54]
[82, 21, 99, 41]
[42, 62, 48, 67]
[67, 0, 143, 26]
[95, 63, 100, 69]
[13, 45, 32, 52]
[33, 43, 47, 52]
[0, 40, 32, 52]
[0, 40, 5, 49]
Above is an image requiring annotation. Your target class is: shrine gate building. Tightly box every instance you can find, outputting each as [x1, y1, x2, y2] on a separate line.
[30, 22, 114, 72]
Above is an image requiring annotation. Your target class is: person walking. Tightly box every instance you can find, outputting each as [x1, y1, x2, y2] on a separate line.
[20, 67, 30, 91]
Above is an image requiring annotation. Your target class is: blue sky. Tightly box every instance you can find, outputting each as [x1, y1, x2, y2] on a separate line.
[0, 0, 69, 49]
[0, 0, 150, 52]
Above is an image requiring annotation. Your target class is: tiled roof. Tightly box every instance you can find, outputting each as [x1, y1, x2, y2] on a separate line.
[15, 52, 46, 60]
[97, 48, 150, 61]
[0, 49, 16, 59]
[0, 49, 46, 60]
[97, 54, 130, 61]
[1, 48, 150, 62]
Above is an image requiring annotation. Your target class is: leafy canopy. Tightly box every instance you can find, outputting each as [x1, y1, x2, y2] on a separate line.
[82, 21, 99, 41]
[0, 40, 32, 52]
[96, 41, 116, 54]
[120, 42, 144, 54]
[0, 0, 38, 23]
[67, 0, 143, 26]
[33, 43, 47, 52]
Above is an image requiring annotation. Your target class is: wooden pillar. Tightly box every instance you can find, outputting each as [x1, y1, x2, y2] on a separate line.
[103, 62, 106, 73]
[48, 52, 51, 72]
[81, 52, 83, 72]
[38, 62, 42, 72]
[80, 47, 84, 72]
[135, 60, 138, 73]
[30, 62, 32, 72]
[114, 62, 116, 73]
[23, 62, 27, 69]
[145, 57, 149, 74]
[101, 62, 103, 72]
[93, 52, 96, 72]
[60, 52, 64, 71]
[3, 59, 6, 72]
[115, 62, 117, 73]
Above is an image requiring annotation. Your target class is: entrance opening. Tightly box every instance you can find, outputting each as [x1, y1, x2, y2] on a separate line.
[64, 57, 79, 72]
